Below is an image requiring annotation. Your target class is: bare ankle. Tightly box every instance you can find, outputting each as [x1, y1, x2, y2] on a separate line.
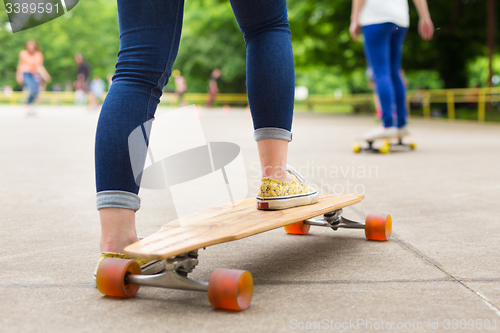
[257, 139, 292, 183]
[262, 166, 292, 183]
[100, 235, 139, 253]
[99, 207, 138, 253]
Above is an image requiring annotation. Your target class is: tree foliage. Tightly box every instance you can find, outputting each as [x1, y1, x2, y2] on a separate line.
[0, 0, 118, 90]
[0, 0, 498, 93]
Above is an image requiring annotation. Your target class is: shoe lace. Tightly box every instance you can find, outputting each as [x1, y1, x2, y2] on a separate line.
[286, 164, 306, 185]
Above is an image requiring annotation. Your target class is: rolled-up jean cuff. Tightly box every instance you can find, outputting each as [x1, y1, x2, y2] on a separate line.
[96, 190, 141, 211]
[254, 128, 292, 142]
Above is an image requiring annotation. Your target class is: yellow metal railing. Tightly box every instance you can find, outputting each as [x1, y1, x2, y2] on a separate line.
[407, 87, 500, 122]
[1, 87, 499, 122]
[0, 91, 249, 106]
[296, 87, 500, 122]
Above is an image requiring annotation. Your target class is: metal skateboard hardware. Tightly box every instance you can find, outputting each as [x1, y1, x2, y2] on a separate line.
[96, 194, 392, 311]
[127, 251, 209, 292]
[304, 209, 364, 230]
[353, 138, 416, 154]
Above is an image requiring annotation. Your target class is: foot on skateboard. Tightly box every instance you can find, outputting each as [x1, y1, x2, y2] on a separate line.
[256, 164, 318, 210]
[96, 194, 392, 311]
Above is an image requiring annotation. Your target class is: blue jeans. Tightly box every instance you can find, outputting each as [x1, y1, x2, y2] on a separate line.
[23, 72, 39, 104]
[95, 0, 295, 210]
[363, 23, 408, 128]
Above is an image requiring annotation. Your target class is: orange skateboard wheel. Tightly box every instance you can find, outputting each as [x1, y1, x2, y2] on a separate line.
[208, 269, 253, 311]
[365, 214, 392, 241]
[96, 258, 141, 298]
[284, 221, 310, 235]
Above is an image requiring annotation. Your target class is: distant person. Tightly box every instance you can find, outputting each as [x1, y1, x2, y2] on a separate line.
[16, 40, 51, 116]
[172, 69, 187, 106]
[74, 73, 87, 105]
[207, 68, 221, 108]
[74, 53, 91, 100]
[89, 76, 106, 109]
[350, 0, 434, 140]
[2, 85, 13, 97]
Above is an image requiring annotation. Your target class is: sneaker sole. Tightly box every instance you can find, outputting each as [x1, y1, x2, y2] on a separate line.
[256, 192, 319, 210]
[93, 259, 165, 281]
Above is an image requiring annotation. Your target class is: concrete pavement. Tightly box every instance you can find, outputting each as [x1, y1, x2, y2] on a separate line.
[0, 105, 499, 332]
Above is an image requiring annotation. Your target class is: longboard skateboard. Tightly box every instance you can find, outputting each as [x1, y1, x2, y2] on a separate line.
[96, 194, 392, 311]
[353, 134, 416, 154]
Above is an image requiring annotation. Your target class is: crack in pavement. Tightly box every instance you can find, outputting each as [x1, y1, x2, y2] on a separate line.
[393, 233, 500, 318]
[256, 278, 454, 285]
[1, 218, 499, 319]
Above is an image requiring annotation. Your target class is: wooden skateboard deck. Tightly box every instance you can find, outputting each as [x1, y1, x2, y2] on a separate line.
[98, 194, 390, 310]
[124, 194, 363, 260]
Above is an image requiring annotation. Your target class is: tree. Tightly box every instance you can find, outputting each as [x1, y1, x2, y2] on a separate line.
[169, 0, 247, 93]
[405, 0, 499, 88]
[1, 0, 497, 92]
[0, 0, 118, 89]
[287, 0, 500, 89]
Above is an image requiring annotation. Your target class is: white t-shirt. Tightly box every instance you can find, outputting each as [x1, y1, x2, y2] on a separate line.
[358, 0, 410, 28]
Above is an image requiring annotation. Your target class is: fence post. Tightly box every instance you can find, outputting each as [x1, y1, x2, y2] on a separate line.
[423, 92, 431, 118]
[446, 91, 455, 121]
[478, 90, 486, 122]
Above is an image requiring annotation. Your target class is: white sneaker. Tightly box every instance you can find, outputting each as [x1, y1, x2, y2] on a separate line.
[363, 126, 398, 141]
[397, 126, 409, 137]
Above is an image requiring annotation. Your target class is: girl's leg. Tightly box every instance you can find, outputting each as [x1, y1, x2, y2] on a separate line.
[229, 0, 317, 210]
[95, 0, 184, 253]
[23, 73, 39, 104]
[390, 27, 409, 128]
[363, 23, 394, 128]
[229, 0, 294, 182]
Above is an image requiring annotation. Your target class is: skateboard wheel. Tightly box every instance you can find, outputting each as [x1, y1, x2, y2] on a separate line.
[379, 145, 390, 154]
[410, 142, 416, 150]
[365, 214, 392, 241]
[353, 144, 361, 153]
[208, 269, 253, 311]
[96, 258, 141, 298]
[284, 221, 310, 235]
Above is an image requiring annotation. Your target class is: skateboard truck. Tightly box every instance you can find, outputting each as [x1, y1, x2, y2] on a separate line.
[127, 251, 209, 292]
[285, 210, 391, 242]
[96, 249, 253, 311]
[304, 209, 364, 231]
